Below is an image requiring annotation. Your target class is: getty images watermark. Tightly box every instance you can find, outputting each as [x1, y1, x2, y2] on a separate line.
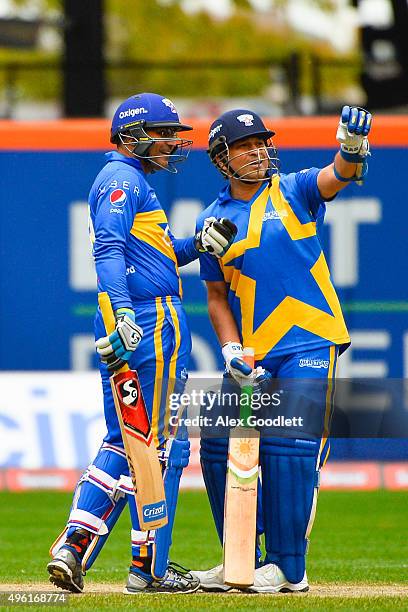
[168, 388, 304, 429]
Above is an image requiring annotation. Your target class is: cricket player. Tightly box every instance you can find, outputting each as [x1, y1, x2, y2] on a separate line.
[47, 93, 237, 594]
[191, 106, 372, 592]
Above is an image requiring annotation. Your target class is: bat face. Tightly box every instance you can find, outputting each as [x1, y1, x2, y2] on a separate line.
[228, 436, 259, 486]
[110, 368, 168, 527]
[223, 347, 258, 587]
[98, 291, 167, 530]
[111, 370, 152, 444]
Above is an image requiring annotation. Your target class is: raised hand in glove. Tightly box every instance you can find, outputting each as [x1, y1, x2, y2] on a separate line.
[336, 105, 372, 162]
[95, 307, 143, 371]
[195, 217, 237, 258]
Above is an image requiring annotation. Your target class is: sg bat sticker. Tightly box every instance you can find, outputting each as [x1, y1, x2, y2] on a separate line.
[111, 370, 152, 444]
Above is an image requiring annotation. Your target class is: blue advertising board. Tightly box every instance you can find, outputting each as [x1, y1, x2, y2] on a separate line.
[0, 145, 407, 378]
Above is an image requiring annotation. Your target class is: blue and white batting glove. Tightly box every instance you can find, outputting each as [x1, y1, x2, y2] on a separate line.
[222, 341, 269, 387]
[335, 105, 372, 184]
[95, 307, 143, 372]
[336, 105, 372, 163]
[195, 217, 237, 258]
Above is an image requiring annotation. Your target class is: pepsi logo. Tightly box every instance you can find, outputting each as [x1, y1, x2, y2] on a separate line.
[110, 189, 127, 207]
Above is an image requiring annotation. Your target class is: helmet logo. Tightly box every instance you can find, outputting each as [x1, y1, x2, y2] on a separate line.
[209, 123, 222, 140]
[162, 98, 177, 114]
[119, 107, 148, 119]
[237, 114, 254, 126]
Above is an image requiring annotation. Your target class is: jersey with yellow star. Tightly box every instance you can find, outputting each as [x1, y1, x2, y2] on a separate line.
[196, 168, 350, 361]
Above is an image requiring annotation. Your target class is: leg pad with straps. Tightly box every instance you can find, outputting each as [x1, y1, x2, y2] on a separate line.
[260, 437, 319, 584]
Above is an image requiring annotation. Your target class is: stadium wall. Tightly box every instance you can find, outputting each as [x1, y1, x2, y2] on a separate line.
[0, 117, 407, 482]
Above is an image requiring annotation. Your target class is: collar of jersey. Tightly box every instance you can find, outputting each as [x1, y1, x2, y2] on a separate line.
[105, 151, 144, 172]
[218, 181, 267, 206]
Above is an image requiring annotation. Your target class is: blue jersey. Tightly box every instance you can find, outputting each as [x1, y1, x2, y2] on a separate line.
[197, 169, 350, 361]
[89, 151, 197, 310]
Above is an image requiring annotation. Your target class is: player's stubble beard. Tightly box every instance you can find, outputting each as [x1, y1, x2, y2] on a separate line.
[228, 148, 270, 184]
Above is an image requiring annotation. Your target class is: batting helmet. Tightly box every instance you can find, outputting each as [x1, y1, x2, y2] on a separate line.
[111, 93, 193, 173]
[208, 109, 279, 181]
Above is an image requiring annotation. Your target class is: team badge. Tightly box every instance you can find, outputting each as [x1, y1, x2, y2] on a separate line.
[162, 98, 177, 113]
[237, 114, 254, 126]
[110, 189, 127, 207]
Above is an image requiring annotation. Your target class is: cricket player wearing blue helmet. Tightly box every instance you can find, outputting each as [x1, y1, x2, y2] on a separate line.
[47, 93, 237, 595]
[110, 92, 193, 173]
[192, 106, 372, 593]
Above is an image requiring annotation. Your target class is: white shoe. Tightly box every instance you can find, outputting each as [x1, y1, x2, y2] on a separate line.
[190, 564, 232, 592]
[124, 563, 199, 594]
[246, 564, 309, 594]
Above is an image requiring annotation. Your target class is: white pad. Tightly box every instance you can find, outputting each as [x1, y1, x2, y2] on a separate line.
[68, 509, 109, 535]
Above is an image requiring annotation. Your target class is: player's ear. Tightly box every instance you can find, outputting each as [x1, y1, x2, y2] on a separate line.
[215, 151, 228, 173]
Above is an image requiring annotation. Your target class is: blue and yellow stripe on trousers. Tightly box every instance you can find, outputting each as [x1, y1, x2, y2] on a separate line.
[150, 296, 184, 448]
[316, 344, 338, 469]
[305, 345, 338, 541]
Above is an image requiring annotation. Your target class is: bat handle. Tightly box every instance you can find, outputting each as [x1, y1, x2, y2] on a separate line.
[240, 347, 255, 425]
[98, 292, 130, 375]
[243, 347, 255, 369]
[98, 291, 116, 335]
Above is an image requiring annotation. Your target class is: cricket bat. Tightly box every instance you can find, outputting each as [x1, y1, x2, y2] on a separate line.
[223, 347, 259, 587]
[98, 292, 167, 531]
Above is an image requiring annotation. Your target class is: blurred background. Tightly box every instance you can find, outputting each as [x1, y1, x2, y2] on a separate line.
[0, 0, 408, 118]
[0, 0, 407, 492]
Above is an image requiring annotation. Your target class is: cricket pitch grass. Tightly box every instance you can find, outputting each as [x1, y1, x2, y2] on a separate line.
[0, 489, 407, 610]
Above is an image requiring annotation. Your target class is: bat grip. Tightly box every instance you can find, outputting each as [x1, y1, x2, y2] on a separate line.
[240, 348, 255, 426]
[98, 292, 116, 334]
[98, 292, 130, 375]
[243, 347, 255, 369]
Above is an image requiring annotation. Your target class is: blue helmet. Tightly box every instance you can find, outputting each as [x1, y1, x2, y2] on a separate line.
[208, 109, 274, 152]
[110, 93, 193, 173]
[111, 93, 192, 142]
[208, 109, 278, 182]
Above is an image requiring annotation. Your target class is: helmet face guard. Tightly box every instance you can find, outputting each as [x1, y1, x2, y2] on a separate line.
[110, 93, 193, 174]
[116, 120, 193, 173]
[209, 135, 280, 183]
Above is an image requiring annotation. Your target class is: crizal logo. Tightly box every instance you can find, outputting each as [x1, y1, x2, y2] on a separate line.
[299, 358, 330, 369]
[119, 107, 148, 119]
[162, 98, 177, 113]
[263, 210, 287, 221]
[209, 123, 222, 140]
[237, 114, 254, 126]
[143, 501, 167, 521]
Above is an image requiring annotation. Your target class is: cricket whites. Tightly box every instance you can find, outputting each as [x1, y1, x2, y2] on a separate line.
[223, 347, 260, 587]
[98, 292, 167, 531]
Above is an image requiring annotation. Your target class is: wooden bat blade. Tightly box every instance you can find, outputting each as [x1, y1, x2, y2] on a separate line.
[110, 368, 167, 530]
[223, 428, 259, 587]
[223, 346, 258, 587]
[98, 291, 167, 530]
[111, 370, 152, 442]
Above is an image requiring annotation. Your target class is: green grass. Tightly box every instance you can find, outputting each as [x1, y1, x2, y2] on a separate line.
[0, 490, 407, 610]
[1, 594, 405, 612]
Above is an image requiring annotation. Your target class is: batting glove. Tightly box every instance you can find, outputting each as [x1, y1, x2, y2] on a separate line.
[95, 307, 143, 371]
[195, 217, 237, 258]
[222, 341, 268, 387]
[336, 105, 372, 163]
